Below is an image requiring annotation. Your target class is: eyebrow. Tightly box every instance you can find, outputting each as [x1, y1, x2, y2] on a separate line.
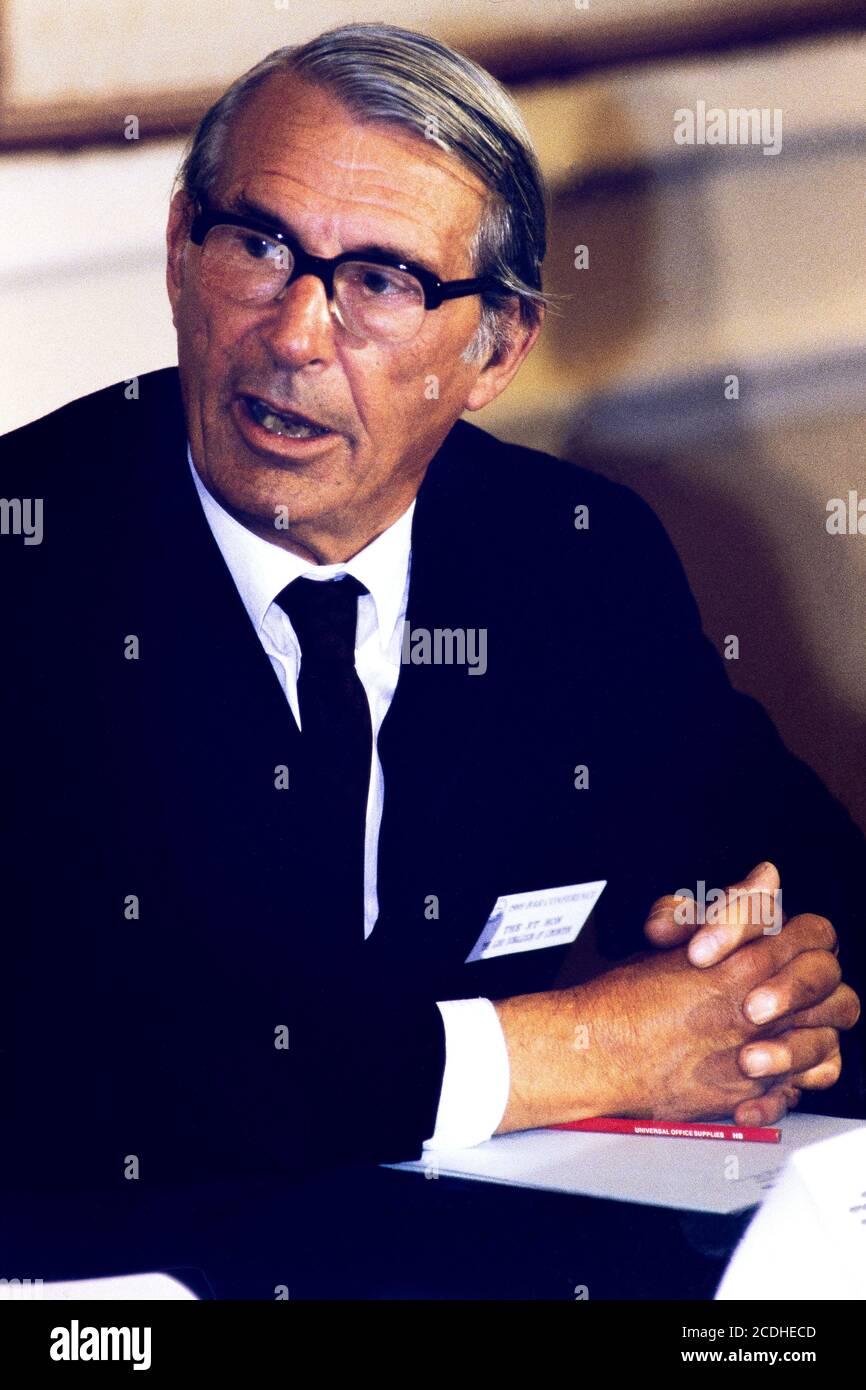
[226, 192, 443, 280]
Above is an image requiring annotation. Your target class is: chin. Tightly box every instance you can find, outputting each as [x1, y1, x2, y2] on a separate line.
[220, 469, 323, 524]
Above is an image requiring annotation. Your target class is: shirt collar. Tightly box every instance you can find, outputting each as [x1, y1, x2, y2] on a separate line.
[187, 444, 414, 645]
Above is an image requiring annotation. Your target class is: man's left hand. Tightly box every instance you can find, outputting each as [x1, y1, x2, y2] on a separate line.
[642, 861, 861, 1126]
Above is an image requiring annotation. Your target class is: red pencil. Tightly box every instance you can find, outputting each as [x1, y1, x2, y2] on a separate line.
[549, 1117, 780, 1143]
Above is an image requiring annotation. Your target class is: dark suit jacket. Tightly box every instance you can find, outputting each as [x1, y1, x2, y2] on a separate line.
[2, 367, 864, 1193]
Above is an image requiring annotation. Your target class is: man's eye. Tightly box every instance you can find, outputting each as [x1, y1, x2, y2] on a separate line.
[240, 234, 281, 262]
[342, 264, 420, 300]
[361, 270, 397, 296]
[220, 227, 286, 266]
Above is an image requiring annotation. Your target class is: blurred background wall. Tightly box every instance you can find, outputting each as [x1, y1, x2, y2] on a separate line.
[2, 0, 864, 837]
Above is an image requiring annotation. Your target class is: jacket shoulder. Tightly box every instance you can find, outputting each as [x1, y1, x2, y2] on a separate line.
[446, 417, 670, 553]
[0, 367, 183, 482]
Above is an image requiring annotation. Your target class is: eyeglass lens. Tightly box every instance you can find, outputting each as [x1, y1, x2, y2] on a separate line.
[199, 224, 427, 342]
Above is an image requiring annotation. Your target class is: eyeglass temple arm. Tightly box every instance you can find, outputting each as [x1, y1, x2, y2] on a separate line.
[434, 275, 504, 304]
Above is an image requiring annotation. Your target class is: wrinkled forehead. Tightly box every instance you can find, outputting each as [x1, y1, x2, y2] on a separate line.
[212, 71, 490, 271]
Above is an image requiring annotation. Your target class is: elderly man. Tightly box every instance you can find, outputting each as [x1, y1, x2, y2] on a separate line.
[1, 22, 862, 1195]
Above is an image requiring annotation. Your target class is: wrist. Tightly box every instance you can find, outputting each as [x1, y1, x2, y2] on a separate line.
[492, 984, 621, 1133]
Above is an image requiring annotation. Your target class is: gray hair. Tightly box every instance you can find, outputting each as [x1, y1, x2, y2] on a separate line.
[175, 22, 550, 365]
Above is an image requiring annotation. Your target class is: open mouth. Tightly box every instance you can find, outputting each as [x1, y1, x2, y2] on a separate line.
[241, 395, 332, 440]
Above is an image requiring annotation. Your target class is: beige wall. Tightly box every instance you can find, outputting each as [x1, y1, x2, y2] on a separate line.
[0, 140, 181, 429]
[1, 1, 817, 106]
[472, 33, 866, 833]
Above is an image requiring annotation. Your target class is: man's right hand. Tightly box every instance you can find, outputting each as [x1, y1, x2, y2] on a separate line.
[492, 909, 858, 1134]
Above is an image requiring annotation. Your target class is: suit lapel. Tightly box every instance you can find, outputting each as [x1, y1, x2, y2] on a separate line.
[119, 373, 321, 968]
[371, 425, 514, 981]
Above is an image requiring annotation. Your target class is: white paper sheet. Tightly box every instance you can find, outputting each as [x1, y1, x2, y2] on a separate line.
[388, 1113, 865, 1214]
[716, 1124, 866, 1297]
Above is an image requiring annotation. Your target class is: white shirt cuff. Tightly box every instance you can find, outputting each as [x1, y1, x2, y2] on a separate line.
[423, 997, 510, 1150]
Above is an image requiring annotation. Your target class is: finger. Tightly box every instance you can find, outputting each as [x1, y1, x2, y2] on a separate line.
[734, 1081, 800, 1128]
[687, 863, 783, 967]
[644, 862, 781, 951]
[643, 894, 696, 948]
[739, 1026, 839, 1081]
[742, 949, 841, 1026]
[725, 913, 838, 1006]
[773, 982, 861, 1034]
[788, 1049, 843, 1091]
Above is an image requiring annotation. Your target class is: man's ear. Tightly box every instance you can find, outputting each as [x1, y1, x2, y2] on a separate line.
[166, 190, 193, 320]
[463, 301, 544, 412]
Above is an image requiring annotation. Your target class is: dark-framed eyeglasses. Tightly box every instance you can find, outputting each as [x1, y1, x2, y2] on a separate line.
[188, 202, 504, 344]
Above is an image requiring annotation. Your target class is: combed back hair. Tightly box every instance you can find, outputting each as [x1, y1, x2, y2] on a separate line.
[175, 21, 550, 364]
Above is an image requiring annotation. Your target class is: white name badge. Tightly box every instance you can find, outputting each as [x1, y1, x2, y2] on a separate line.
[465, 880, 606, 963]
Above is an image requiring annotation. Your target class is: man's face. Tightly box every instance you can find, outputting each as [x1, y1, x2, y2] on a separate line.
[166, 73, 539, 562]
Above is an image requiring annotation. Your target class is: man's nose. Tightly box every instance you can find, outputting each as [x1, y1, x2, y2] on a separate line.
[259, 274, 337, 366]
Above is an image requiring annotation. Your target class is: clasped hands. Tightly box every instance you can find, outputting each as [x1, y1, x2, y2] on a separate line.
[493, 861, 861, 1134]
[641, 861, 859, 1127]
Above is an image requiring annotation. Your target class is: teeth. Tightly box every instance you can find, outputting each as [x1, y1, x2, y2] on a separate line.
[247, 397, 327, 438]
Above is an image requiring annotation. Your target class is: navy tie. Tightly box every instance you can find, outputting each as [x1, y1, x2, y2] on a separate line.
[275, 575, 372, 943]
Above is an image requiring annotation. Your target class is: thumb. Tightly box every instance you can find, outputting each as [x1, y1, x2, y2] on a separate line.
[644, 862, 782, 951]
[738, 861, 781, 893]
[685, 860, 784, 966]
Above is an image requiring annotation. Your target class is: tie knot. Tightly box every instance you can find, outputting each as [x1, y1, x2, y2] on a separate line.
[275, 573, 368, 664]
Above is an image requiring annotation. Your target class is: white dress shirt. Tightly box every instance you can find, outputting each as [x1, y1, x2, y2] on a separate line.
[187, 448, 510, 1149]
